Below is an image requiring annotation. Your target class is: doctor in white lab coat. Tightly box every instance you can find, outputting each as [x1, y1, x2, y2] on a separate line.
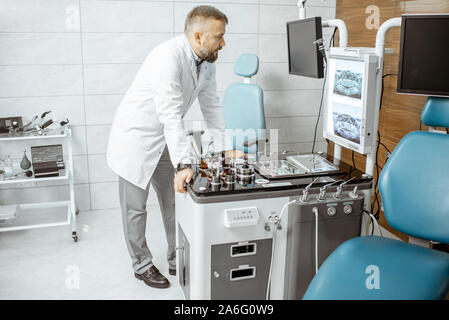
[106, 5, 242, 289]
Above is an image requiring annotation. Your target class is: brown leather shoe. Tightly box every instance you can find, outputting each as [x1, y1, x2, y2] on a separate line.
[135, 265, 170, 289]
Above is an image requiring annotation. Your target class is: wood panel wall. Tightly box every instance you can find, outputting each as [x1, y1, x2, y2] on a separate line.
[330, 0, 449, 240]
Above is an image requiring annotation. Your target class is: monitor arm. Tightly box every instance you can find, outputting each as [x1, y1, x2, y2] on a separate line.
[297, 0, 307, 19]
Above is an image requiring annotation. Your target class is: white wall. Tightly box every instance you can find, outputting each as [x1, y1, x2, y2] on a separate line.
[0, 0, 335, 211]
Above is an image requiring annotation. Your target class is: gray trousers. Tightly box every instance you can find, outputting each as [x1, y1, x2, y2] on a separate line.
[118, 146, 176, 275]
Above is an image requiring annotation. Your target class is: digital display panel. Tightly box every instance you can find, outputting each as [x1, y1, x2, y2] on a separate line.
[326, 58, 365, 145]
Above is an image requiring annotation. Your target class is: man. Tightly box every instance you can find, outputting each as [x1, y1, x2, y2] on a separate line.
[106, 5, 242, 289]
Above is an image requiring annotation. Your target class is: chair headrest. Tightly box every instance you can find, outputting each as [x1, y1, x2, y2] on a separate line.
[379, 131, 449, 244]
[421, 97, 449, 128]
[234, 54, 259, 78]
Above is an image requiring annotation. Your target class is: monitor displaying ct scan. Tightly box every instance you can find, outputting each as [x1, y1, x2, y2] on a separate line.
[323, 47, 379, 154]
[329, 58, 364, 144]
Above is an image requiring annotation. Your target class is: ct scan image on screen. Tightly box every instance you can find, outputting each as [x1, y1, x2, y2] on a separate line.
[333, 59, 363, 100]
[331, 102, 362, 144]
[327, 58, 365, 145]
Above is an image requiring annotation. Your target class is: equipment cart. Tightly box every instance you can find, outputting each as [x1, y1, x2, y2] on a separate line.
[0, 127, 78, 242]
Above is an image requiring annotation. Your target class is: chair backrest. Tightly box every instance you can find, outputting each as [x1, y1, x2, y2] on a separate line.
[378, 131, 449, 244]
[222, 54, 265, 154]
[421, 96, 449, 128]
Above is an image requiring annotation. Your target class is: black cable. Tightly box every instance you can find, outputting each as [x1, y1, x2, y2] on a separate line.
[382, 74, 397, 81]
[379, 74, 397, 111]
[372, 131, 381, 218]
[378, 141, 392, 154]
[372, 74, 397, 219]
[371, 78, 385, 216]
[310, 28, 337, 155]
[351, 150, 356, 173]
[352, 150, 355, 169]
[311, 62, 327, 154]
[382, 73, 398, 78]
[346, 150, 356, 178]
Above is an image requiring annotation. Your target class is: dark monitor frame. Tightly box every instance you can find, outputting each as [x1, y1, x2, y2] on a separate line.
[287, 17, 324, 79]
[397, 14, 449, 97]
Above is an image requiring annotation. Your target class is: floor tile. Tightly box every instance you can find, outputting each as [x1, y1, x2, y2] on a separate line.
[0, 207, 184, 300]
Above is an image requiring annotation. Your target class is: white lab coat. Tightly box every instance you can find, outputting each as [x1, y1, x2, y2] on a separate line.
[107, 34, 229, 189]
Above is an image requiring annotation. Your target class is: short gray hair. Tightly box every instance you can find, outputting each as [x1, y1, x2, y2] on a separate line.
[184, 5, 228, 33]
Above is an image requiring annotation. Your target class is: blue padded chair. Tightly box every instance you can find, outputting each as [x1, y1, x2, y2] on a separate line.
[421, 96, 449, 128]
[303, 97, 449, 300]
[222, 54, 266, 155]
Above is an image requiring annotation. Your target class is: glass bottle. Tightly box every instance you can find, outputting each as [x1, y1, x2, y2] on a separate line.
[20, 150, 31, 170]
[4, 155, 13, 178]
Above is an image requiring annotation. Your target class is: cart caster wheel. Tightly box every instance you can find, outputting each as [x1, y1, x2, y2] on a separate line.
[72, 232, 78, 242]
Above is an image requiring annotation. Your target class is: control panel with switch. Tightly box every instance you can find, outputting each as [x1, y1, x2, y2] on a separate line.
[224, 207, 260, 228]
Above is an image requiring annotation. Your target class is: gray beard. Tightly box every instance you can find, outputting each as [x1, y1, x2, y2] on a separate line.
[199, 47, 218, 63]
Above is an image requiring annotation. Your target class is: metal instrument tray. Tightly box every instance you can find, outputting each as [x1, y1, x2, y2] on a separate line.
[286, 154, 339, 174]
[254, 154, 339, 179]
[254, 159, 308, 179]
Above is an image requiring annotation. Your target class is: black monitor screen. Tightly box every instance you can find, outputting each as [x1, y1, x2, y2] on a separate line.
[287, 17, 324, 79]
[397, 14, 449, 97]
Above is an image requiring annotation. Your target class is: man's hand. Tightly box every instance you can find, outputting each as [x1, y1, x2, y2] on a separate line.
[174, 168, 194, 193]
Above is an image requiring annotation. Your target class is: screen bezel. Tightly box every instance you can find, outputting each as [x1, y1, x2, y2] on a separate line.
[287, 17, 324, 79]
[397, 14, 449, 97]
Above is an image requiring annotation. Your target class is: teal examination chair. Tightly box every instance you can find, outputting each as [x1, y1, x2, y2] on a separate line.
[303, 96, 449, 300]
[222, 54, 266, 155]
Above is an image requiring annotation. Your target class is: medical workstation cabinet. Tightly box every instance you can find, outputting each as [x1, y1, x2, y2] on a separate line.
[175, 155, 372, 300]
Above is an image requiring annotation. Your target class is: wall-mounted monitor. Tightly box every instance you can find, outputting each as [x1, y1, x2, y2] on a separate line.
[323, 47, 379, 154]
[397, 14, 449, 97]
[287, 17, 324, 79]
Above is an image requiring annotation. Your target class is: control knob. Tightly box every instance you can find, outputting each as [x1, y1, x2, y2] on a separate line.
[343, 205, 352, 215]
[327, 206, 337, 217]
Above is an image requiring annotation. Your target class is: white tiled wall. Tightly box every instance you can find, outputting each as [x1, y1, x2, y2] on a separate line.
[0, 0, 335, 211]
